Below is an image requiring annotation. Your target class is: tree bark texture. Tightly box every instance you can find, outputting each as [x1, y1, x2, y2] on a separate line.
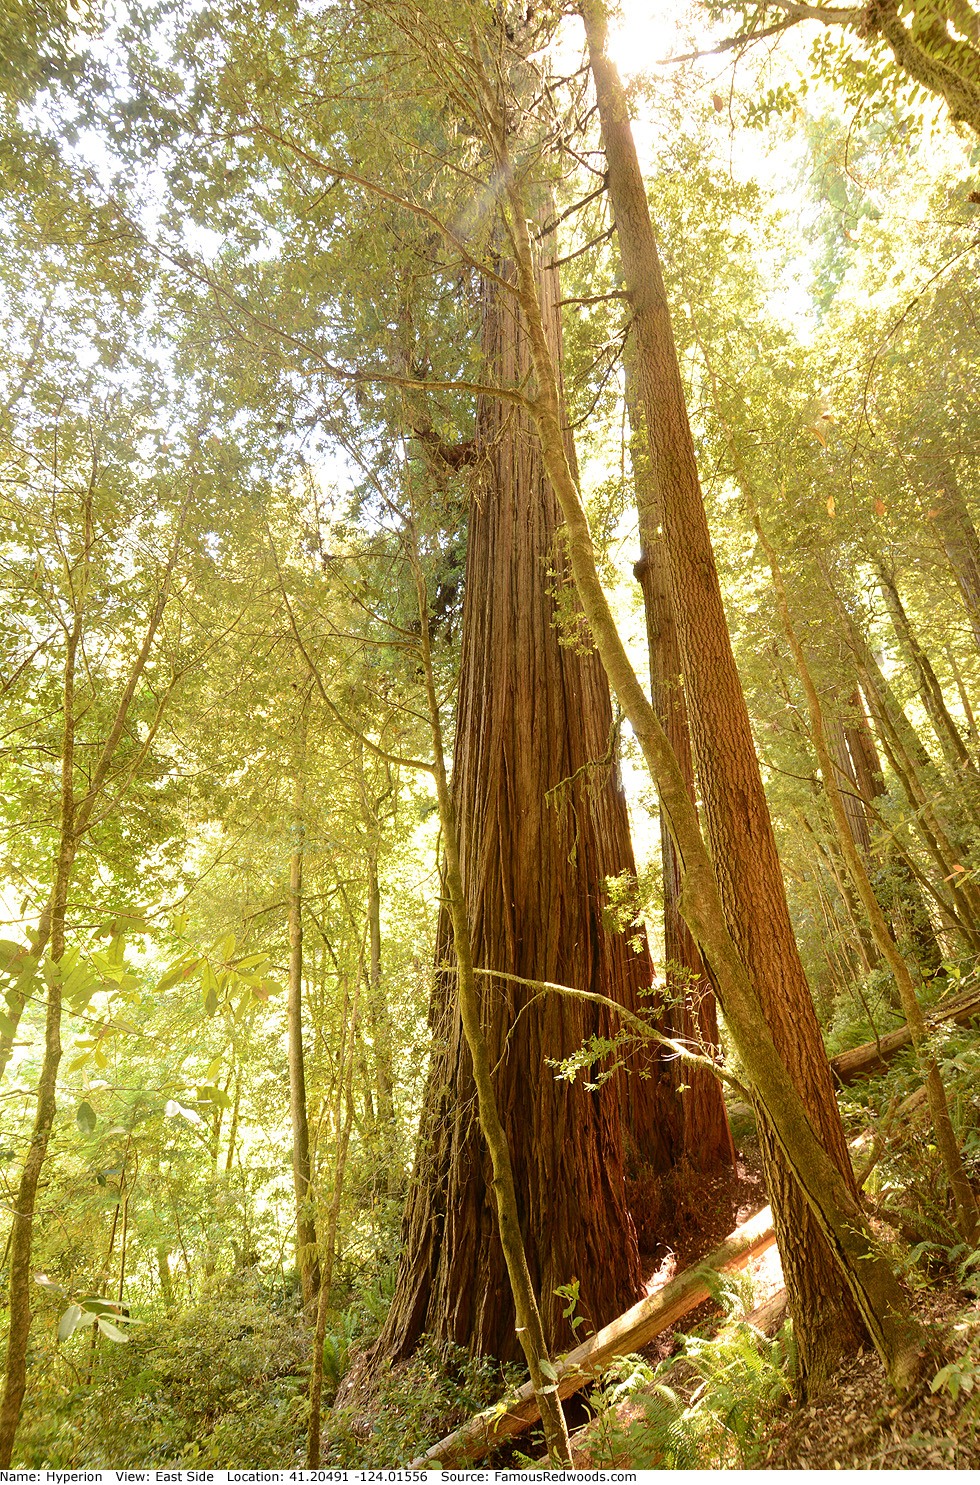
[581, 0, 870, 1388]
[492, 135, 922, 1398]
[626, 365, 734, 1173]
[375, 228, 681, 1364]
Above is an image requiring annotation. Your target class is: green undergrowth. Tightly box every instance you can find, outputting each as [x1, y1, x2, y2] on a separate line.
[323, 1338, 524, 1467]
[14, 1278, 312, 1469]
[581, 1269, 795, 1470]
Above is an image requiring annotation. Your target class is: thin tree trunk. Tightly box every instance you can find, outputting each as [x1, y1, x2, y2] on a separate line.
[224, 1059, 242, 1173]
[825, 573, 980, 948]
[874, 557, 977, 785]
[307, 982, 358, 1468]
[288, 704, 321, 1318]
[932, 464, 980, 651]
[157, 1247, 176, 1310]
[745, 501, 979, 1242]
[0, 628, 78, 1463]
[844, 690, 945, 975]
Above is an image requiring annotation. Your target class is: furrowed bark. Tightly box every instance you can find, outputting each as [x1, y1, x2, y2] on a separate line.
[496, 65, 924, 1393]
[577, 0, 879, 1390]
[411, 558, 572, 1468]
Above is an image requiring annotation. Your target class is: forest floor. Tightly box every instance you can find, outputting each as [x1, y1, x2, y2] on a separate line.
[758, 1283, 980, 1468]
[562, 1128, 980, 1471]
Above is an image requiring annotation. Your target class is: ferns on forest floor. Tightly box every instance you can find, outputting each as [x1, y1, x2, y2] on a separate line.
[583, 1273, 795, 1471]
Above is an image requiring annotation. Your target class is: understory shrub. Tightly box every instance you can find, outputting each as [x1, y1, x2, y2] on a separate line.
[14, 1278, 311, 1469]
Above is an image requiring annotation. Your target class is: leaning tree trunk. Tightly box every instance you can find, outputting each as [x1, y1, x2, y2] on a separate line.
[874, 556, 978, 789]
[842, 687, 945, 976]
[374, 225, 681, 1364]
[581, 0, 876, 1391]
[626, 360, 734, 1174]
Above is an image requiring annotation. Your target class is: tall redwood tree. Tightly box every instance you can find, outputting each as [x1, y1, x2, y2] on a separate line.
[580, 0, 869, 1388]
[375, 224, 682, 1363]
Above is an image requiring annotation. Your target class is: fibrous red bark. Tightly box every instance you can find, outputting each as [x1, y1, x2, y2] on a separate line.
[375, 227, 681, 1364]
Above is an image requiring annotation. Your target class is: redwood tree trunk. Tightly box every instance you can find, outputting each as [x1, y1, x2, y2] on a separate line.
[375, 225, 681, 1363]
[627, 368, 734, 1173]
[581, 0, 869, 1389]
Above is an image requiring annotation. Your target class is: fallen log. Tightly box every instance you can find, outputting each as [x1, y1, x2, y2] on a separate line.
[407, 1205, 776, 1470]
[535, 1284, 790, 1468]
[830, 984, 980, 1085]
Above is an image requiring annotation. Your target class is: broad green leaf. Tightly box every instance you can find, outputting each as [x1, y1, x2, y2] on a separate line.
[78, 1295, 124, 1315]
[196, 1084, 232, 1109]
[0, 1012, 16, 1038]
[76, 1101, 97, 1136]
[202, 962, 219, 1016]
[0, 939, 27, 972]
[539, 1358, 558, 1382]
[219, 932, 236, 961]
[57, 1304, 82, 1343]
[157, 961, 192, 994]
[233, 953, 269, 972]
[96, 1316, 129, 1342]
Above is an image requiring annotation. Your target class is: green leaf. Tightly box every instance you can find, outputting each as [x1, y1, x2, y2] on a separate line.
[78, 1295, 123, 1315]
[156, 961, 191, 994]
[539, 1358, 558, 1382]
[96, 1316, 129, 1342]
[219, 932, 236, 962]
[196, 1084, 231, 1109]
[202, 962, 219, 1016]
[76, 1101, 97, 1136]
[0, 939, 28, 972]
[233, 953, 269, 972]
[0, 1012, 16, 1038]
[57, 1303, 82, 1342]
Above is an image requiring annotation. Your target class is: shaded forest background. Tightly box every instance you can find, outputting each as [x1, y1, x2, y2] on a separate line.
[2, 0, 980, 1467]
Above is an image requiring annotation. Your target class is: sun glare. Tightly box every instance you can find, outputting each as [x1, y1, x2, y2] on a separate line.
[605, 1, 688, 80]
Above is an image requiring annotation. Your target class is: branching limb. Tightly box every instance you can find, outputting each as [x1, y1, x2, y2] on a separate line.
[473, 966, 749, 1098]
